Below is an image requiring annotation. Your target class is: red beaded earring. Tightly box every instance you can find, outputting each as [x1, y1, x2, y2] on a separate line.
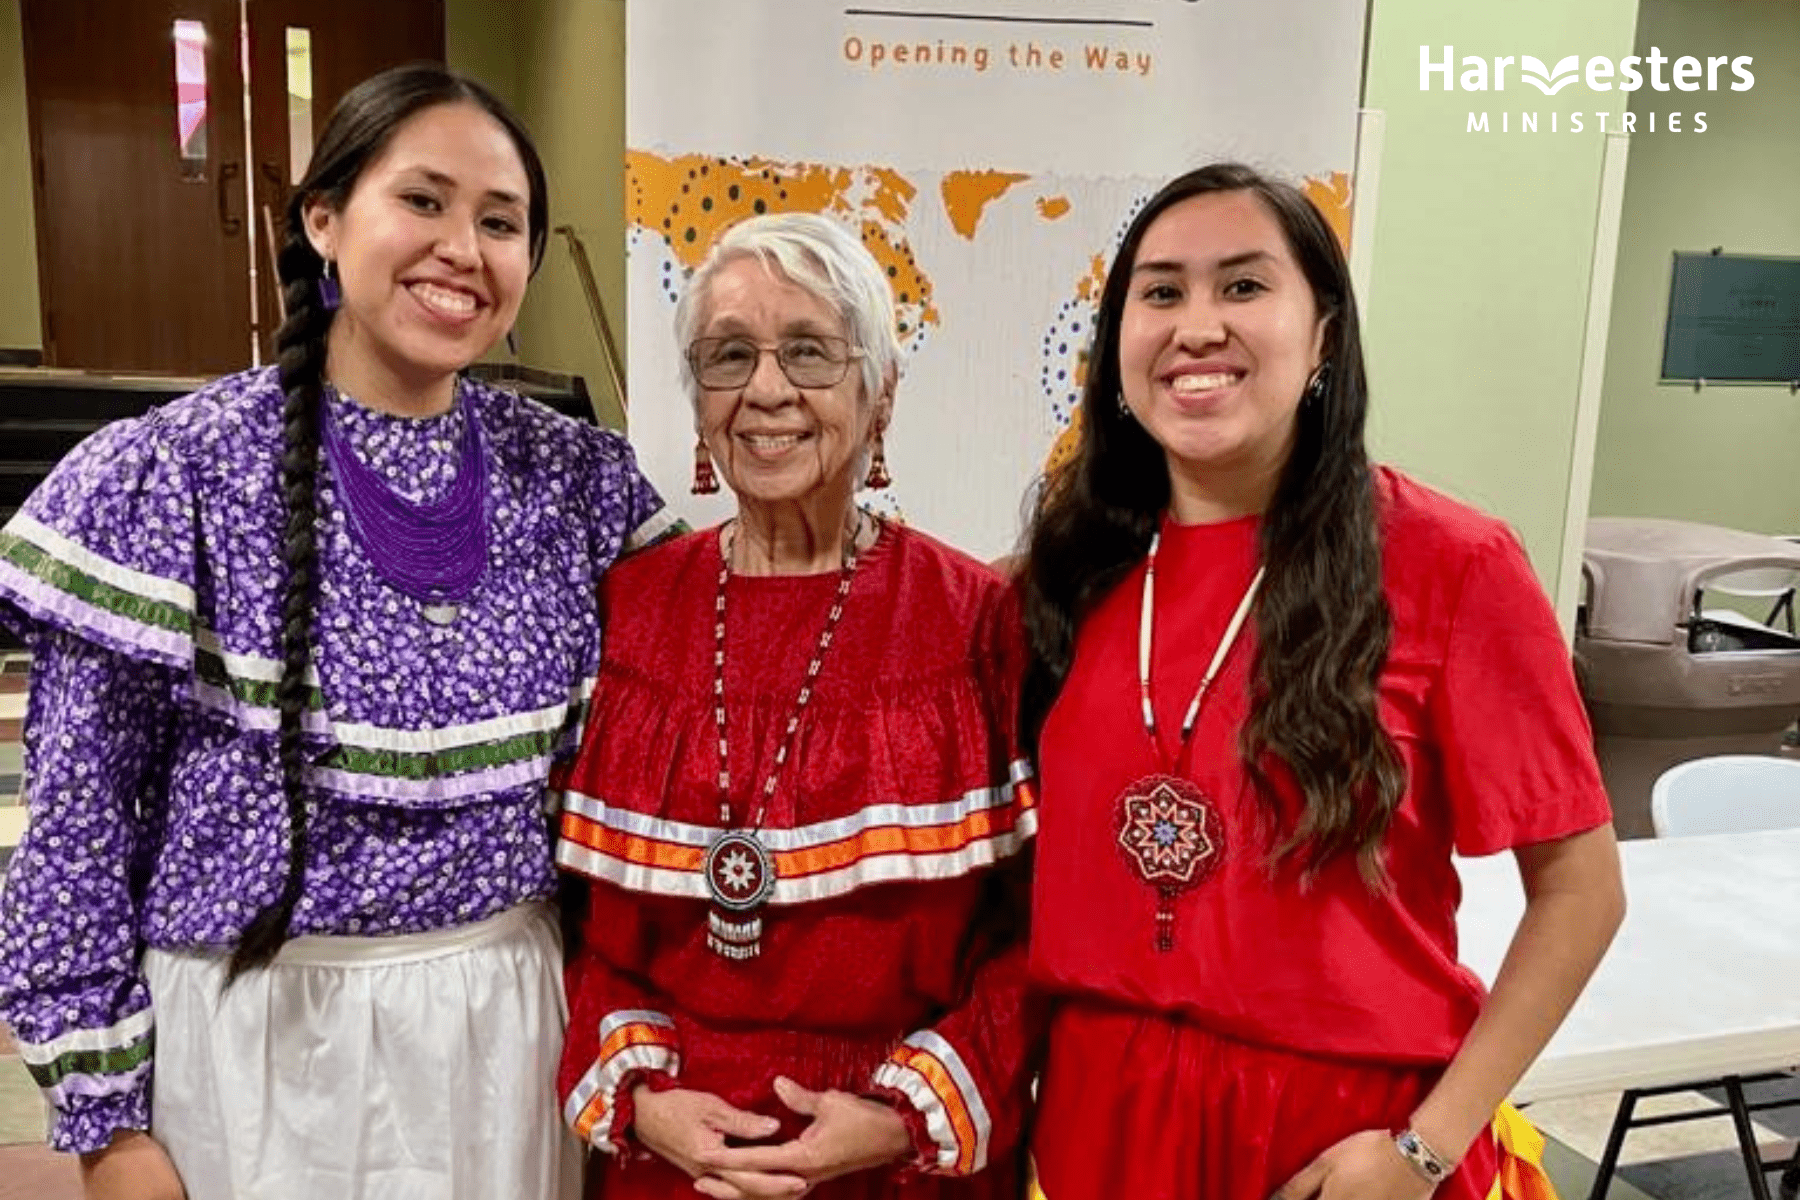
[691, 434, 719, 495]
[863, 433, 892, 490]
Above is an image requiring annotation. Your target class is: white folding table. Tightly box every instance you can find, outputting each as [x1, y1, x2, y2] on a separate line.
[1456, 828, 1800, 1198]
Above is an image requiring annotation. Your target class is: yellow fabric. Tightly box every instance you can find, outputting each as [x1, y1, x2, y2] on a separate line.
[1027, 1104, 1557, 1200]
[1490, 1103, 1561, 1200]
[1027, 1154, 1047, 1200]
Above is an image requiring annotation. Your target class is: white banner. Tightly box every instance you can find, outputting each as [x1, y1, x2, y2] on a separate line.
[626, 0, 1367, 558]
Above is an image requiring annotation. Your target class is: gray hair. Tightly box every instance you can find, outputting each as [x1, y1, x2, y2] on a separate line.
[673, 212, 903, 409]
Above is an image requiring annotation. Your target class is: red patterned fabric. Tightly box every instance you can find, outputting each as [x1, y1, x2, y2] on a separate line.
[1031, 468, 1612, 1199]
[557, 524, 1038, 1198]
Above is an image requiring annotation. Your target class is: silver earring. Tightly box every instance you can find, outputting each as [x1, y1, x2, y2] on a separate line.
[1304, 363, 1330, 404]
[1117, 392, 1133, 418]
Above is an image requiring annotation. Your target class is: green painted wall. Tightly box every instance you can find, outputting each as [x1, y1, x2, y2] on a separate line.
[0, 0, 42, 352]
[449, 0, 628, 430]
[508, 0, 628, 430]
[1361, 0, 1640, 594]
[447, 0, 523, 113]
[1588, 0, 1800, 536]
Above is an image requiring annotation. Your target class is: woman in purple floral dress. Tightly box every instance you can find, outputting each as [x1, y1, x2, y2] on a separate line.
[0, 67, 671, 1200]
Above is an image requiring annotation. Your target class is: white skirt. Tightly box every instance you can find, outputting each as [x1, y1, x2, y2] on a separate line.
[144, 903, 581, 1200]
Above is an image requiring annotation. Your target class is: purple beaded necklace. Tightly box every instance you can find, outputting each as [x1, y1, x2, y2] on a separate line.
[321, 387, 491, 625]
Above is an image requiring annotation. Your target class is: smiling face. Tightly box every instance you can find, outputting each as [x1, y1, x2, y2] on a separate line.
[303, 101, 531, 406]
[693, 255, 890, 509]
[1117, 190, 1328, 507]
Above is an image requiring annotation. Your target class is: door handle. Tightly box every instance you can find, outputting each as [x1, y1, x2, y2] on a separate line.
[218, 161, 243, 235]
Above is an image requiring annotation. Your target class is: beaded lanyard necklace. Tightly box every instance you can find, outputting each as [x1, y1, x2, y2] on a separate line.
[1113, 527, 1264, 951]
[703, 508, 872, 959]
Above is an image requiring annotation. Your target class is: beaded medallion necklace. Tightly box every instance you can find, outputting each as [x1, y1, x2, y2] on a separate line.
[704, 508, 872, 959]
[1113, 527, 1264, 951]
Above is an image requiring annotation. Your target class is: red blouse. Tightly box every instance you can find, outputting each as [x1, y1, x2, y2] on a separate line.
[556, 523, 1037, 1194]
[1031, 467, 1612, 1063]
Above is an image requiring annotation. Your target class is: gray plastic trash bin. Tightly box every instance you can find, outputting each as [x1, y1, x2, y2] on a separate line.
[1575, 518, 1800, 838]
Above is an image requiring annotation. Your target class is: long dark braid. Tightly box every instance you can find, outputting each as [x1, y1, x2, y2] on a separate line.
[225, 229, 332, 980]
[224, 64, 552, 978]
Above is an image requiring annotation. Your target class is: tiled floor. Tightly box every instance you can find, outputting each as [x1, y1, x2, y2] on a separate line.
[0, 653, 25, 838]
[1529, 1080, 1800, 1199]
[0, 1026, 44, 1144]
[0, 1021, 77, 1200]
[0, 652, 25, 877]
[0, 655, 71, 1199]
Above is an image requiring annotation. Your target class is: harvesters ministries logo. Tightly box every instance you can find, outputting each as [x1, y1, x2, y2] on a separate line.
[1421, 45, 1756, 134]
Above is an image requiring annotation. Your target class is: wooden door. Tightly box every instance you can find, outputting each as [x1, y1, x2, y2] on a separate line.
[22, 0, 446, 377]
[23, 0, 254, 375]
[247, 0, 445, 359]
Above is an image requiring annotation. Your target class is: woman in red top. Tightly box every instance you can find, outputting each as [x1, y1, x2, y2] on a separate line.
[1020, 163, 1625, 1200]
[556, 213, 1037, 1199]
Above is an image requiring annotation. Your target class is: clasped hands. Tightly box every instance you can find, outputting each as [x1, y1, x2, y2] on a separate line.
[631, 1075, 913, 1199]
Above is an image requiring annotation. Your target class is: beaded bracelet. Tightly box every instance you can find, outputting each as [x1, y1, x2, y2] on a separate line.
[1393, 1128, 1453, 1186]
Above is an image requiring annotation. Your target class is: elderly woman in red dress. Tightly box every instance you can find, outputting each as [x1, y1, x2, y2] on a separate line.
[555, 213, 1037, 1200]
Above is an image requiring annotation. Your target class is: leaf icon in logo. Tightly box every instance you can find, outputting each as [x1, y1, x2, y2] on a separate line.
[1520, 54, 1581, 94]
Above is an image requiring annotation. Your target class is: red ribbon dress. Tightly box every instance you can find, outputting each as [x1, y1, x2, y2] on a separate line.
[557, 524, 1039, 1198]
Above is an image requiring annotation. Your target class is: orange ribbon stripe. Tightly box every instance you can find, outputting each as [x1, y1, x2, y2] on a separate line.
[560, 813, 706, 873]
[890, 1043, 979, 1175]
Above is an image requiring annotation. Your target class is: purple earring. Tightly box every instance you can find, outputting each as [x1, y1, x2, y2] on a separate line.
[318, 259, 341, 310]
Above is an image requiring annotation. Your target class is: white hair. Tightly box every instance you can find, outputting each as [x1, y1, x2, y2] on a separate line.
[672, 212, 903, 409]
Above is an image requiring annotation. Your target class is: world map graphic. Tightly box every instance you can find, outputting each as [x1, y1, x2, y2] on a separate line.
[626, 150, 1352, 505]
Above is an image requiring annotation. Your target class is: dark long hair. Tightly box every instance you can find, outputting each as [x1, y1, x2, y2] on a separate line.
[1019, 163, 1405, 881]
[227, 65, 550, 980]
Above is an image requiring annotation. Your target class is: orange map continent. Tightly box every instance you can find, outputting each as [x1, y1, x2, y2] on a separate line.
[940, 170, 1030, 240]
[626, 150, 937, 338]
[1302, 171, 1353, 253]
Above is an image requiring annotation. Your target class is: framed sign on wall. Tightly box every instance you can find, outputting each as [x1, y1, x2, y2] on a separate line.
[1661, 251, 1800, 386]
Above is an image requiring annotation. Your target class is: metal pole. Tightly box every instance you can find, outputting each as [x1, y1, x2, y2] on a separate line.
[554, 225, 628, 414]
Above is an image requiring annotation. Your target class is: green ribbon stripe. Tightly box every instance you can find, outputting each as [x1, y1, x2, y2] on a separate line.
[193, 648, 564, 780]
[2, 533, 563, 784]
[0, 532, 191, 638]
[24, 1032, 155, 1091]
[316, 724, 563, 781]
[193, 644, 325, 713]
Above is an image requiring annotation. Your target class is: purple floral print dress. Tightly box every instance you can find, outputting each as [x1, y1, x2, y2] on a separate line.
[0, 367, 674, 1153]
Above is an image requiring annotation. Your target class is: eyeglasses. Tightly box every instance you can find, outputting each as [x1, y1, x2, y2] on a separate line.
[687, 335, 865, 390]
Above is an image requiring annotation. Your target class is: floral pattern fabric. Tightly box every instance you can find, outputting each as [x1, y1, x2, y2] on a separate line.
[0, 367, 669, 1151]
